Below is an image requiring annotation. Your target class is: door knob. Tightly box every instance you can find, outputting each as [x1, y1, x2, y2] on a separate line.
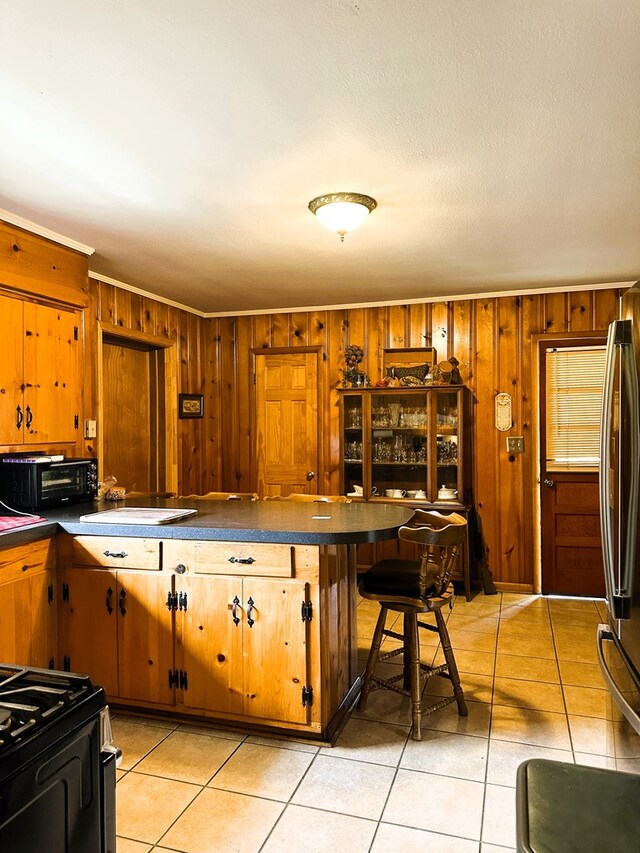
[543, 478, 554, 488]
[306, 471, 315, 481]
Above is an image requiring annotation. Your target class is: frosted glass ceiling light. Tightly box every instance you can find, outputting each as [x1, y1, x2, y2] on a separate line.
[308, 192, 377, 241]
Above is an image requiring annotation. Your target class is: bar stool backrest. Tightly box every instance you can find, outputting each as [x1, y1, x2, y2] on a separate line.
[399, 509, 467, 598]
[179, 491, 259, 500]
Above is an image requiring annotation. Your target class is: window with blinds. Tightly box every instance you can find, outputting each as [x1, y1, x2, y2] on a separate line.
[545, 345, 606, 471]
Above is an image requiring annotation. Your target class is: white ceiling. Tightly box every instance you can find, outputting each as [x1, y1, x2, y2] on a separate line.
[1, 1, 639, 315]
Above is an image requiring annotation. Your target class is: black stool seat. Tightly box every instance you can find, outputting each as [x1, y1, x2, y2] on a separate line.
[516, 758, 640, 852]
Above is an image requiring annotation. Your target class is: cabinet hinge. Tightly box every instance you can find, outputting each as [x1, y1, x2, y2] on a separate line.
[62, 582, 69, 602]
[48, 657, 55, 670]
[179, 670, 188, 690]
[74, 414, 79, 429]
[168, 668, 179, 688]
[166, 591, 178, 611]
[301, 600, 313, 622]
[48, 584, 54, 604]
[63, 655, 71, 672]
[73, 325, 79, 341]
[301, 685, 314, 707]
[178, 591, 188, 612]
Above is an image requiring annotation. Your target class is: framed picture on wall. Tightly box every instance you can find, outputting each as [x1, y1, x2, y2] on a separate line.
[178, 393, 204, 419]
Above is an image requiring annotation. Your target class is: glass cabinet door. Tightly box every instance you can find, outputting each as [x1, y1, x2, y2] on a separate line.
[370, 390, 428, 499]
[342, 394, 364, 496]
[434, 390, 460, 501]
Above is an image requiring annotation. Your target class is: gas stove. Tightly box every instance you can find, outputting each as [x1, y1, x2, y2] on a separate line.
[0, 663, 117, 853]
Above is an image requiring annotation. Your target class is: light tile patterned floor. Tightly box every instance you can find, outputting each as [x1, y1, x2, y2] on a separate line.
[114, 592, 640, 852]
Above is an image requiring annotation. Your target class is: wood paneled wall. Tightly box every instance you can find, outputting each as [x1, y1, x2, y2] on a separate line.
[211, 290, 621, 588]
[0, 220, 622, 587]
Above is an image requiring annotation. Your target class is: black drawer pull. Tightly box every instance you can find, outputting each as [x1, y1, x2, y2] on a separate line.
[103, 550, 128, 559]
[228, 556, 255, 565]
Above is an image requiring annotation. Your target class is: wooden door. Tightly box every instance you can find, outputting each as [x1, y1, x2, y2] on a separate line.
[176, 575, 243, 715]
[255, 352, 318, 496]
[59, 567, 119, 695]
[541, 476, 604, 596]
[23, 301, 79, 444]
[117, 571, 175, 705]
[242, 578, 310, 724]
[540, 338, 606, 596]
[0, 294, 24, 445]
[102, 340, 153, 492]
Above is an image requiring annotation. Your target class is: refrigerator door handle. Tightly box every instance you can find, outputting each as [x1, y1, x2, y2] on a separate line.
[620, 331, 640, 609]
[597, 623, 640, 736]
[600, 321, 617, 612]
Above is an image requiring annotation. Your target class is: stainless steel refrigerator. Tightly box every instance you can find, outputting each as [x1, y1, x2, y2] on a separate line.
[599, 280, 640, 737]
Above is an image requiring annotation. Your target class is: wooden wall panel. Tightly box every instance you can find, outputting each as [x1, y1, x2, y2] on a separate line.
[3, 219, 624, 590]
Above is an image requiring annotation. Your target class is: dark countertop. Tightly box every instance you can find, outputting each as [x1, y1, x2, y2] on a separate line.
[0, 498, 415, 547]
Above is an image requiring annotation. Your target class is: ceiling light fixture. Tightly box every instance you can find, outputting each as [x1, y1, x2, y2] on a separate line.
[308, 192, 377, 242]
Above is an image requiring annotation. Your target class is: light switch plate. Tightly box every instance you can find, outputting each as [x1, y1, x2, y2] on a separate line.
[507, 436, 524, 453]
[84, 419, 97, 439]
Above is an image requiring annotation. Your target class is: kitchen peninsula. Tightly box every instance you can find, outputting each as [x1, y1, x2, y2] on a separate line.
[1, 498, 413, 740]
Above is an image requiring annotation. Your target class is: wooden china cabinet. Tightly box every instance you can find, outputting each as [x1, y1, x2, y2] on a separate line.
[339, 386, 474, 597]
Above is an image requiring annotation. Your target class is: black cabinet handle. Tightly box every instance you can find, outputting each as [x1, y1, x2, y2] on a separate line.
[106, 586, 113, 615]
[231, 595, 241, 626]
[247, 596, 255, 628]
[175, 563, 186, 575]
[16, 406, 23, 429]
[119, 588, 126, 616]
[25, 406, 33, 429]
[228, 556, 255, 565]
[103, 550, 128, 559]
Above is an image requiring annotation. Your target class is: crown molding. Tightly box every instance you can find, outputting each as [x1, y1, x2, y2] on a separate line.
[0, 209, 95, 256]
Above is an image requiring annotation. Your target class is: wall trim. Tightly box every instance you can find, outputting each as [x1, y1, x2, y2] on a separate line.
[89, 272, 635, 320]
[0, 210, 95, 256]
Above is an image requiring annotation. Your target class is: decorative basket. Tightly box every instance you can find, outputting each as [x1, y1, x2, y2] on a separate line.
[386, 363, 430, 385]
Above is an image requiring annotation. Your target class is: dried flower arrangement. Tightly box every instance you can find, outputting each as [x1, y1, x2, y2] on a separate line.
[343, 344, 364, 385]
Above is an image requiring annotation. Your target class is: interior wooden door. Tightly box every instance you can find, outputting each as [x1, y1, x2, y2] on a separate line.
[117, 570, 175, 705]
[242, 578, 310, 724]
[177, 574, 243, 715]
[0, 294, 24, 445]
[60, 567, 119, 695]
[23, 301, 79, 444]
[540, 338, 606, 596]
[255, 352, 318, 496]
[102, 339, 153, 492]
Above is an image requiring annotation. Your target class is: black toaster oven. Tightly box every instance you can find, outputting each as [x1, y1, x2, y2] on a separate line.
[0, 458, 98, 510]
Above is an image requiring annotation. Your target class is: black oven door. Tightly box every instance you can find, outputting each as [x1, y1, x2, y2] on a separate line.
[39, 462, 89, 506]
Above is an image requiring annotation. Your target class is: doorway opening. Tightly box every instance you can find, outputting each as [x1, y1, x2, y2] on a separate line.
[97, 324, 178, 496]
[537, 334, 607, 596]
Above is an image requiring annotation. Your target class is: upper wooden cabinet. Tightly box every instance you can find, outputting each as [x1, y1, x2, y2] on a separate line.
[0, 293, 81, 446]
[339, 386, 472, 506]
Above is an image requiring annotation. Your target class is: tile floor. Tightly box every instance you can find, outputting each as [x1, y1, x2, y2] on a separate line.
[114, 591, 640, 852]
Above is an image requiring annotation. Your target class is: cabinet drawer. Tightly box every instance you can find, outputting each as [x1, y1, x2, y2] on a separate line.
[0, 539, 54, 585]
[71, 536, 160, 570]
[163, 540, 302, 577]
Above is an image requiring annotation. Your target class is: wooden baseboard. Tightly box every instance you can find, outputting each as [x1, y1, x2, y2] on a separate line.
[494, 582, 534, 593]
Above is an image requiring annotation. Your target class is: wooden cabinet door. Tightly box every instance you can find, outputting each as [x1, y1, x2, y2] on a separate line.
[0, 294, 24, 444]
[117, 571, 175, 705]
[23, 301, 79, 444]
[0, 570, 55, 669]
[60, 567, 119, 696]
[176, 575, 243, 715]
[242, 578, 310, 724]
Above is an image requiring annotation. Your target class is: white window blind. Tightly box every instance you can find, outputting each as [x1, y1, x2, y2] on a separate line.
[545, 345, 606, 471]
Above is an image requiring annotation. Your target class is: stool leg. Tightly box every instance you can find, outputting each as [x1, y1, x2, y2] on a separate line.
[403, 613, 412, 691]
[409, 614, 423, 740]
[435, 609, 467, 717]
[357, 606, 388, 712]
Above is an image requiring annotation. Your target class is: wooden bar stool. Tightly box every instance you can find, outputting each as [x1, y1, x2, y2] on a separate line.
[357, 509, 467, 740]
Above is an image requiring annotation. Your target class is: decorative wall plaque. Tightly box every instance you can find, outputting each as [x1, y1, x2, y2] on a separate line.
[495, 392, 512, 432]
